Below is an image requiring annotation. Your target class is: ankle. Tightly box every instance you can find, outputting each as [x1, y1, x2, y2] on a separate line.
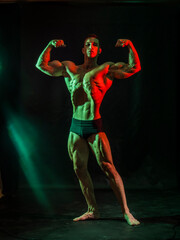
[88, 206, 99, 213]
[123, 208, 130, 215]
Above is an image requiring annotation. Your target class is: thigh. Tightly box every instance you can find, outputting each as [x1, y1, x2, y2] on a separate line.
[87, 132, 113, 166]
[67, 132, 89, 168]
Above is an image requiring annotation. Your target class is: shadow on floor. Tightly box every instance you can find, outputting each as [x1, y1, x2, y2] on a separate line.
[0, 188, 180, 240]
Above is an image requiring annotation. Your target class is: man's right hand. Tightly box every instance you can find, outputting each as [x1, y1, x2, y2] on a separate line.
[50, 39, 66, 48]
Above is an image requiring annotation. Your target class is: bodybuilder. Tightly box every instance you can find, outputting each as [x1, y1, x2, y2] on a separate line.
[36, 34, 141, 225]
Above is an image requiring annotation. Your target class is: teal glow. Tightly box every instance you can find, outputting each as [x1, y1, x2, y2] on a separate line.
[6, 107, 51, 209]
[0, 61, 2, 72]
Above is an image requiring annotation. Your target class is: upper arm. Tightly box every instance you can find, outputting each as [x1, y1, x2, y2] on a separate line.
[107, 62, 141, 80]
[36, 60, 71, 77]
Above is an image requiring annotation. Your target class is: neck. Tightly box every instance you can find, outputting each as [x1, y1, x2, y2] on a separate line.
[83, 56, 98, 70]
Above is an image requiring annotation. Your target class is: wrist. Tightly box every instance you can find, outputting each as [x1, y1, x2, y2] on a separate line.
[47, 41, 54, 48]
[127, 40, 133, 48]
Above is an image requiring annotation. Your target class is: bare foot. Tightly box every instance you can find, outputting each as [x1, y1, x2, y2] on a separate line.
[123, 212, 140, 226]
[73, 211, 100, 222]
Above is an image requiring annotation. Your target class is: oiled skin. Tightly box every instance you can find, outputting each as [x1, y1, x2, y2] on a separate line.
[36, 37, 141, 225]
[64, 62, 113, 120]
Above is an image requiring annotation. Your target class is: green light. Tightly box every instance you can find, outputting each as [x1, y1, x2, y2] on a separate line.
[0, 61, 2, 73]
[5, 107, 52, 210]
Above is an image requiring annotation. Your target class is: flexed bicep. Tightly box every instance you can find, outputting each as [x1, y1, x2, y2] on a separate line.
[108, 39, 141, 80]
[39, 60, 66, 77]
[36, 39, 69, 77]
[107, 62, 136, 79]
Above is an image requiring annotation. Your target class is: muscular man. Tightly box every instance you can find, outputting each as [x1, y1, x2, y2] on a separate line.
[36, 34, 141, 225]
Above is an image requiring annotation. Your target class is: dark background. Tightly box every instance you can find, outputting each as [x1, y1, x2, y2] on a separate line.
[0, 1, 178, 192]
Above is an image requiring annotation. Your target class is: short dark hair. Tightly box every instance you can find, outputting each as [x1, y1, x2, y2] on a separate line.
[85, 34, 99, 39]
[84, 34, 101, 47]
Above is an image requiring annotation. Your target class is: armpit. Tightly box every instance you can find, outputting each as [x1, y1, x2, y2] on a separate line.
[62, 61, 77, 73]
[62, 69, 70, 77]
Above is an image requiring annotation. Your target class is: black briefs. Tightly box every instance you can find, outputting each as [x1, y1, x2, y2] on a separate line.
[70, 118, 104, 139]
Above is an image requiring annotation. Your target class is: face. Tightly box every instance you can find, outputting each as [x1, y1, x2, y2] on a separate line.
[83, 37, 101, 58]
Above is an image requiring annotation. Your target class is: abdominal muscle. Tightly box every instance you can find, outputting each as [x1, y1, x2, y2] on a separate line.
[67, 64, 111, 120]
[72, 98, 101, 120]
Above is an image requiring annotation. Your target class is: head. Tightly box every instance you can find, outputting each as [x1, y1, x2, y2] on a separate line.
[82, 34, 102, 59]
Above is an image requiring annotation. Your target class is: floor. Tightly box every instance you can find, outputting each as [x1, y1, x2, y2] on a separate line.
[0, 188, 180, 240]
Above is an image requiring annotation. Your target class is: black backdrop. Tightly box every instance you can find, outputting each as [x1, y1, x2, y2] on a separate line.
[0, 1, 178, 191]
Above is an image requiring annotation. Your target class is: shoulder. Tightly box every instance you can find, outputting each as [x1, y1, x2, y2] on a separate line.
[102, 62, 115, 68]
[62, 60, 76, 68]
[96, 62, 115, 74]
[62, 60, 78, 74]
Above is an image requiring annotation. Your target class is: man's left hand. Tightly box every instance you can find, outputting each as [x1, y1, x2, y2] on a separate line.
[115, 39, 131, 48]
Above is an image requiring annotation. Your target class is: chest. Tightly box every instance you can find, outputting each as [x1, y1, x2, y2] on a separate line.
[66, 64, 112, 94]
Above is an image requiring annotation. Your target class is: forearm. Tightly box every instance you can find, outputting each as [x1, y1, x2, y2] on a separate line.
[36, 39, 68, 77]
[109, 39, 141, 80]
[36, 42, 53, 68]
[128, 42, 141, 70]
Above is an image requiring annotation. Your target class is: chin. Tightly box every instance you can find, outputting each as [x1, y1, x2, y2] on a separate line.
[88, 54, 97, 58]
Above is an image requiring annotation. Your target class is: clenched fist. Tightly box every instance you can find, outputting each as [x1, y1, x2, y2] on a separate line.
[50, 39, 66, 48]
[115, 39, 131, 48]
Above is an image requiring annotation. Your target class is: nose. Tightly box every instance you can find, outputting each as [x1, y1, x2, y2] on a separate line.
[89, 43, 93, 50]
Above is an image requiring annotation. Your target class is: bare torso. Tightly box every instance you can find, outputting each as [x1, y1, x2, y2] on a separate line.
[35, 38, 141, 225]
[64, 62, 113, 120]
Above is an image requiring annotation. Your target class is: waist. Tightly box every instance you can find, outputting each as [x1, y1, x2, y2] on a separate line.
[72, 117, 102, 124]
[70, 117, 104, 133]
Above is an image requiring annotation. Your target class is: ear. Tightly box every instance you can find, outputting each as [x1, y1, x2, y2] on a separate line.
[99, 48, 102, 54]
[82, 47, 85, 54]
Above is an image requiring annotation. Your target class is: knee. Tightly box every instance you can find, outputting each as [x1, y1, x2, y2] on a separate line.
[100, 161, 115, 178]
